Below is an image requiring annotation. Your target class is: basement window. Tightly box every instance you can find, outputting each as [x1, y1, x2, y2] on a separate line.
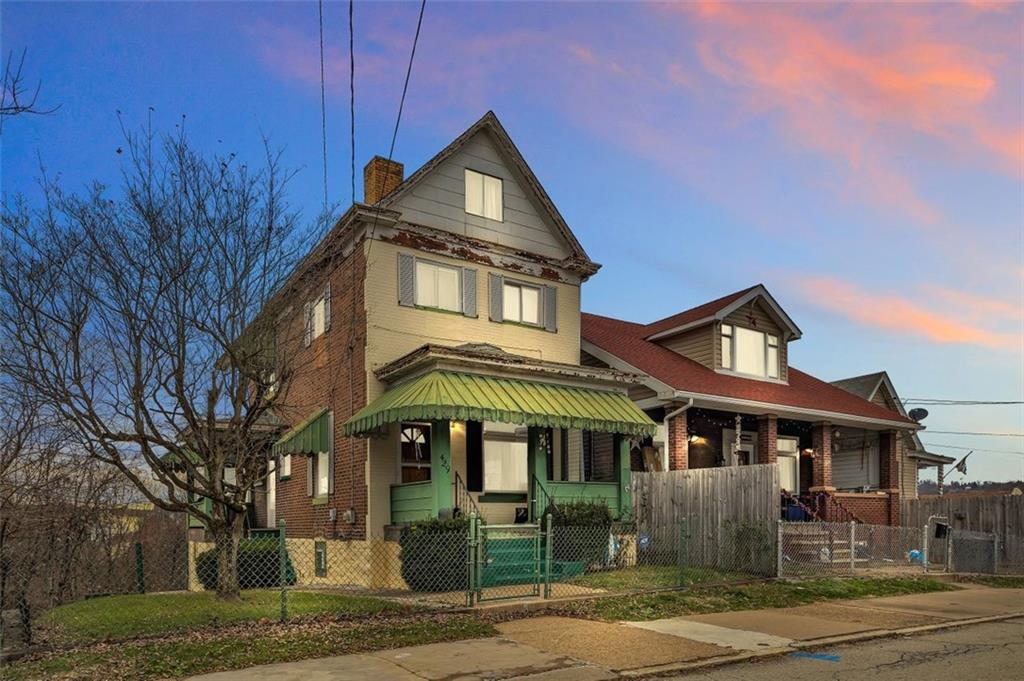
[465, 169, 503, 221]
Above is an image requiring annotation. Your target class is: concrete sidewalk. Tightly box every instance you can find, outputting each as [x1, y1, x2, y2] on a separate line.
[188, 586, 1024, 680]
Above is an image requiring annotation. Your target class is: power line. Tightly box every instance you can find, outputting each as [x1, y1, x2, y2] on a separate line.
[921, 442, 1024, 457]
[925, 430, 1024, 437]
[317, 0, 329, 210]
[348, 0, 355, 205]
[385, 0, 426, 164]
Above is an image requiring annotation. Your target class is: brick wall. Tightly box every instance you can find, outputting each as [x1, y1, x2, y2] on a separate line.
[274, 243, 369, 540]
[879, 430, 900, 491]
[667, 411, 688, 470]
[829, 492, 900, 526]
[757, 415, 777, 464]
[811, 422, 833, 489]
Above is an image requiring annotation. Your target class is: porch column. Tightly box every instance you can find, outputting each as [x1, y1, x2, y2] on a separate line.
[757, 415, 778, 464]
[879, 430, 901, 525]
[526, 426, 546, 520]
[810, 421, 834, 491]
[667, 412, 689, 470]
[879, 430, 901, 491]
[430, 421, 453, 516]
[616, 435, 632, 519]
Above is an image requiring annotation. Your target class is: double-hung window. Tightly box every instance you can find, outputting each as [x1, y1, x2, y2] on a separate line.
[721, 324, 780, 379]
[415, 260, 462, 312]
[279, 453, 292, 479]
[303, 284, 331, 346]
[502, 281, 541, 325]
[465, 169, 503, 221]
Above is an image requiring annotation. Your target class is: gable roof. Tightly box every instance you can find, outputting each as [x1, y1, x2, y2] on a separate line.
[643, 284, 803, 341]
[582, 312, 916, 428]
[379, 111, 597, 275]
[831, 372, 888, 403]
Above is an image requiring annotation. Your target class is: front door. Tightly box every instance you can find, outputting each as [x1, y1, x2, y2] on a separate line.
[778, 454, 799, 493]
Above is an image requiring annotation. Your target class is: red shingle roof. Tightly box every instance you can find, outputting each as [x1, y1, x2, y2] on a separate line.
[643, 286, 758, 337]
[582, 312, 915, 425]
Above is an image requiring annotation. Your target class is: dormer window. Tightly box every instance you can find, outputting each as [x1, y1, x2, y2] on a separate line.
[722, 324, 780, 379]
[465, 169, 503, 221]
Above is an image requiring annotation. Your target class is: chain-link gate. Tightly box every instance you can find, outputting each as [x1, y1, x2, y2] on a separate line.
[470, 519, 543, 603]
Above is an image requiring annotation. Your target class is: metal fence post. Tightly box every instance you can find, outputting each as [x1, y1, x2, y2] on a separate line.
[277, 519, 288, 623]
[466, 513, 477, 607]
[133, 541, 146, 594]
[921, 524, 929, 573]
[849, 521, 856, 573]
[776, 520, 784, 578]
[993, 533, 999, 575]
[544, 513, 553, 599]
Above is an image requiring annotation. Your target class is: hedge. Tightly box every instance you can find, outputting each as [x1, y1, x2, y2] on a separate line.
[399, 517, 470, 592]
[195, 538, 296, 591]
[543, 500, 613, 566]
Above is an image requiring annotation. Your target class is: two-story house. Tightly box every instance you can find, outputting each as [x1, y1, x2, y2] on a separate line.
[581, 286, 922, 526]
[259, 112, 656, 586]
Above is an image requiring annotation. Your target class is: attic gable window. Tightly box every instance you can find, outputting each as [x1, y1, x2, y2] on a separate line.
[721, 324, 780, 379]
[465, 169, 503, 221]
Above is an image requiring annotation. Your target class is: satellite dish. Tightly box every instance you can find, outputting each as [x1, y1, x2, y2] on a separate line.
[908, 407, 929, 422]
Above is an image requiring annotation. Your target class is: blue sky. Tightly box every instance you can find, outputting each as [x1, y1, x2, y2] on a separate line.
[3, 1, 1022, 481]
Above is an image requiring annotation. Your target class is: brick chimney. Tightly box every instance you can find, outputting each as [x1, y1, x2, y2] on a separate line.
[363, 156, 404, 205]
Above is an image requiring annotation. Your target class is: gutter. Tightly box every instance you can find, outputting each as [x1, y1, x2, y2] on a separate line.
[671, 389, 920, 430]
[662, 398, 694, 471]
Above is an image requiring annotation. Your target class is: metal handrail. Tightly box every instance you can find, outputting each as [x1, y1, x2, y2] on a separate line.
[531, 475, 558, 521]
[815, 491, 864, 524]
[453, 471, 481, 519]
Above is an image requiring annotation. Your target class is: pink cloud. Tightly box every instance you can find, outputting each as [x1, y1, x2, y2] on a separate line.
[796, 276, 1023, 351]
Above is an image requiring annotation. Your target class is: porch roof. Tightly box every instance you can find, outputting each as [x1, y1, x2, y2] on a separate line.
[342, 370, 657, 437]
[273, 407, 330, 456]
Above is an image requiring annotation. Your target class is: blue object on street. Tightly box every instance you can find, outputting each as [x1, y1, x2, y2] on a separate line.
[790, 651, 841, 663]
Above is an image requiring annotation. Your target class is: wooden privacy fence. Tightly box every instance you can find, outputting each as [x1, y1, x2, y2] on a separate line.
[632, 465, 780, 575]
[902, 495, 1024, 571]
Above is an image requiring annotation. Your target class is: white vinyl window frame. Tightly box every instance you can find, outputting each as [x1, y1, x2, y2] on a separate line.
[311, 294, 327, 340]
[464, 168, 503, 221]
[502, 280, 542, 325]
[414, 259, 463, 313]
[279, 453, 292, 479]
[721, 324, 781, 379]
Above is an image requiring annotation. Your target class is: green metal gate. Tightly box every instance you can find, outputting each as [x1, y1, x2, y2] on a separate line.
[469, 516, 546, 603]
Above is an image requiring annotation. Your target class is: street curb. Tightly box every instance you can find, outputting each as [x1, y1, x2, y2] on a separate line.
[619, 611, 1024, 678]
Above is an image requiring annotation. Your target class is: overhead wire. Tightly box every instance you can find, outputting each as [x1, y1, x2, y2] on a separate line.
[318, 0, 329, 211]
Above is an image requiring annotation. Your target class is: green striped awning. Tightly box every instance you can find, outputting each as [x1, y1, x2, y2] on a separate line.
[343, 370, 656, 437]
[273, 407, 331, 456]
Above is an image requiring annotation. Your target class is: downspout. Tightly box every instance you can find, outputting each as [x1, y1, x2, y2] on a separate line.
[663, 398, 694, 471]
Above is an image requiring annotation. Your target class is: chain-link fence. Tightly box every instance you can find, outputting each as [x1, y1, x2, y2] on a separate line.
[10, 513, 1019, 655]
[779, 521, 932, 579]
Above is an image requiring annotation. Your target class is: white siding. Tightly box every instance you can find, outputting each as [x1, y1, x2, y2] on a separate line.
[392, 132, 571, 259]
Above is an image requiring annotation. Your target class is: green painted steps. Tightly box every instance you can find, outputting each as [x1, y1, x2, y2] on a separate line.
[479, 537, 585, 587]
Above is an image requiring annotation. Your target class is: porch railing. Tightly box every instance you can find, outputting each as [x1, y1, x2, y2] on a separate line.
[781, 490, 820, 521]
[453, 472, 481, 519]
[813, 491, 864, 524]
[531, 475, 557, 520]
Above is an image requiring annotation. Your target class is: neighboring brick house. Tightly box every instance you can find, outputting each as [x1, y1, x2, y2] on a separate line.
[252, 112, 655, 585]
[831, 371, 955, 500]
[580, 285, 922, 526]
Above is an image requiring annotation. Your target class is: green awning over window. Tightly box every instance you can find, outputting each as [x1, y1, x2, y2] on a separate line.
[343, 371, 656, 437]
[273, 407, 330, 456]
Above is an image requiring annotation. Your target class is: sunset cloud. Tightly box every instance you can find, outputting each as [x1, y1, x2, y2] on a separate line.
[676, 1, 1023, 222]
[796, 276, 1023, 351]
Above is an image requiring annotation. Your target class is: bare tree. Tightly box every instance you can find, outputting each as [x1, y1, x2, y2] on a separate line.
[0, 122, 318, 598]
[0, 49, 59, 132]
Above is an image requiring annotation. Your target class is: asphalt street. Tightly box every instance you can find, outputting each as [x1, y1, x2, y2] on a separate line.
[672, 618, 1024, 680]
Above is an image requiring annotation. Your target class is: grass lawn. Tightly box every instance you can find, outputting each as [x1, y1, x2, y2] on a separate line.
[557, 576, 958, 621]
[38, 589, 413, 643]
[7, 576, 967, 680]
[955, 575, 1024, 589]
[6, 616, 495, 681]
[567, 565, 758, 591]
